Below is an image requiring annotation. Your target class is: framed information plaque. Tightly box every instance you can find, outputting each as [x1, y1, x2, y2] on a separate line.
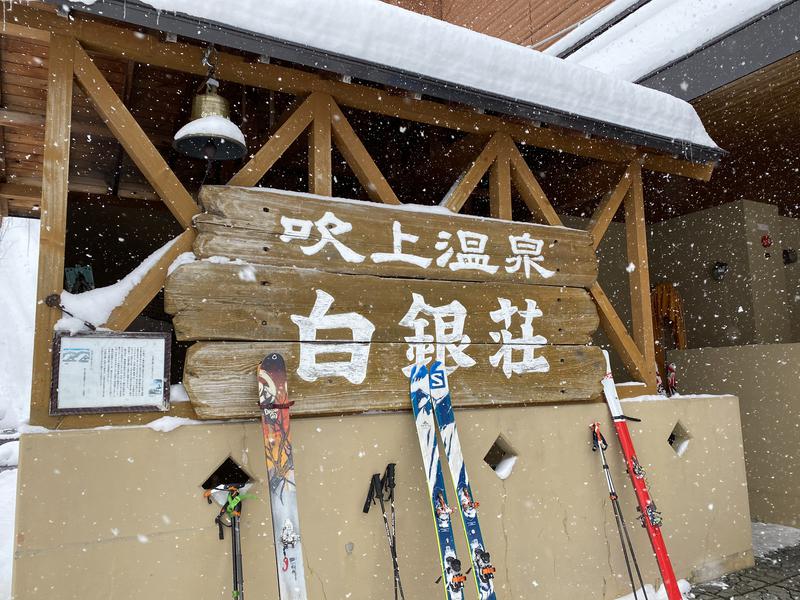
[50, 331, 171, 415]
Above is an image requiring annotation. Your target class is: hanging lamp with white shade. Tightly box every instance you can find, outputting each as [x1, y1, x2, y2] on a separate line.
[173, 46, 247, 161]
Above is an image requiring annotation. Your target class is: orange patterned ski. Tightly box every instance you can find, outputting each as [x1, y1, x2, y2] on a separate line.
[258, 353, 307, 600]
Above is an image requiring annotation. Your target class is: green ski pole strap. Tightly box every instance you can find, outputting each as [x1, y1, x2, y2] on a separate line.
[226, 492, 255, 516]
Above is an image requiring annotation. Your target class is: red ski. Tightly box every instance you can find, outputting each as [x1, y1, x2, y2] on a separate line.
[600, 351, 682, 600]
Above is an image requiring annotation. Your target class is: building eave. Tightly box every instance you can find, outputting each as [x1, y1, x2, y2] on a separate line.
[55, 0, 723, 164]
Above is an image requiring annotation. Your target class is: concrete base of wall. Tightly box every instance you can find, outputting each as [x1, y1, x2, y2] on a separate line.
[671, 343, 800, 528]
[12, 395, 752, 599]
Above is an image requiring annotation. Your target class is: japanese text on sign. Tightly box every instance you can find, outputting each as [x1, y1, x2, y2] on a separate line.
[279, 212, 555, 280]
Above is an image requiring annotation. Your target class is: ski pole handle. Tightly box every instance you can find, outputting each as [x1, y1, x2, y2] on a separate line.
[363, 473, 381, 513]
[215, 515, 225, 540]
[385, 463, 396, 490]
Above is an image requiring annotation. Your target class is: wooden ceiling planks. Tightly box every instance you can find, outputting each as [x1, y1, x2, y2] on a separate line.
[555, 51, 800, 221]
[0, 31, 199, 213]
[653, 52, 800, 219]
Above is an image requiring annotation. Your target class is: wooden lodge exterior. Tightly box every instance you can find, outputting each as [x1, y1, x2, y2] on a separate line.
[2, 2, 756, 598]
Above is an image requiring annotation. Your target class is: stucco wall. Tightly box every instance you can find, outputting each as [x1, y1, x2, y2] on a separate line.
[649, 202, 755, 348]
[575, 200, 800, 351]
[778, 215, 800, 342]
[12, 396, 751, 599]
[741, 201, 793, 344]
[669, 344, 800, 528]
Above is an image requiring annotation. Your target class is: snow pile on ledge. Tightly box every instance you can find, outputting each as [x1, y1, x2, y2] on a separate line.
[167, 251, 197, 275]
[547, 0, 785, 82]
[71, 0, 717, 149]
[146, 416, 202, 433]
[169, 383, 190, 403]
[0, 442, 19, 468]
[0, 217, 39, 430]
[57, 235, 179, 332]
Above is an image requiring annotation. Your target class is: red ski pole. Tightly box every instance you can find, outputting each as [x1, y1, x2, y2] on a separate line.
[600, 351, 682, 600]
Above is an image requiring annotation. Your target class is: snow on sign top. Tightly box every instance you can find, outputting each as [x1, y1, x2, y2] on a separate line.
[547, 0, 785, 82]
[71, 0, 717, 151]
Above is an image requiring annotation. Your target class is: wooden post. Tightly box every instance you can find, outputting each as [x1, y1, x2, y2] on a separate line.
[489, 139, 512, 220]
[29, 34, 74, 427]
[624, 162, 657, 388]
[309, 93, 332, 196]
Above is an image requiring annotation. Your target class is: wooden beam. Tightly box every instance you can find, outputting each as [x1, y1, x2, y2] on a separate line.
[308, 92, 332, 196]
[104, 228, 197, 331]
[227, 94, 315, 187]
[624, 162, 657, 387]
[0, 182, 40, 202]
[588, 281, 647, 382]
[0, 108, 174, 146]
[588, 165, 633, 250]
[0, 21, 50, 43]
[9, 175, 159, 202]
[29, 33, 74, 427]
[330, 100, 401, 205]
[4, 5, 715, 181]
[0, 108, 44, 130]
[489, 138, 512, 220]
[507, 138, 562, 226]
[440, 133, 500, 212]
[616, 383, 655, 399]
[71, 41, 199, 228]
[642, 152, 715, 182]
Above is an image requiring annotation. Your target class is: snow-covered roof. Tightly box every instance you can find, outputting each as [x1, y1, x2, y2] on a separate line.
[67, 0, 721, 159]
[546, 0, 786, 82]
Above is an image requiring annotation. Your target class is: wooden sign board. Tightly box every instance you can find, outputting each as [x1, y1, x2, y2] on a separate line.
[168, 186, 603, 418]
[194, 186, 598, 287]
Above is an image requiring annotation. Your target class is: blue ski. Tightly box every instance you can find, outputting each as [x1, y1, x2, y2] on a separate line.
[410, 364, 466, 600]
[429, 361, 497, 600]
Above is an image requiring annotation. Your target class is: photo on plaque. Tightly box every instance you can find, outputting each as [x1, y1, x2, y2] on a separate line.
[50, 331, 171, 415]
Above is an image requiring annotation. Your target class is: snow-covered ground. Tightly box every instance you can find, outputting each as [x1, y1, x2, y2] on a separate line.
[752, 522, 800, 558]
[0, 218, 38, 431]
[0, 469, 16, 599]
[0, 217, 37, 598]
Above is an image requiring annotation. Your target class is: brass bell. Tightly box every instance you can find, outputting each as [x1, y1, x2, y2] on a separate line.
[173, 78, 247, 161]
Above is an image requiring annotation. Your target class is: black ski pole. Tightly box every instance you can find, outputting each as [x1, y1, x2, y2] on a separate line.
[592, 423, 649, 600]
[205, 485, 246, 600]
[229, 489, 245, 600]
[382, 463, 405, 600]
[363, 467, 405, 600]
